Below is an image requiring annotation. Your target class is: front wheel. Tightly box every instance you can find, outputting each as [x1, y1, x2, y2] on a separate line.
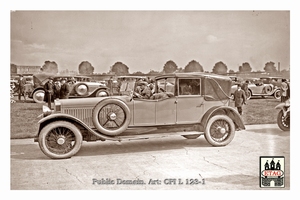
[204, 115, 235, 146]
[38, 121, 83, 159]
[277, 110, 290, 131]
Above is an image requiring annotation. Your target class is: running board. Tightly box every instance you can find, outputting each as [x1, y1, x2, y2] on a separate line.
[114, 131, 203, 141]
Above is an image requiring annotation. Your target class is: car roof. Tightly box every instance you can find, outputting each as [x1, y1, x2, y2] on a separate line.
[155, 72, 232, 81]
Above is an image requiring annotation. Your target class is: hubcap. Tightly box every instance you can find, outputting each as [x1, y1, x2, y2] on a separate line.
[57, 137, 66, 145]
[109, 112, 117, 120]
[218, 127, 226, 134]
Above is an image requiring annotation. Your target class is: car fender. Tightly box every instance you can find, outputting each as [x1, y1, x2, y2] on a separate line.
[275, 102, 286, 110]
[200, 106, 245, 130]
[29, 86, 45, 98]
[37, 113, 114, 141]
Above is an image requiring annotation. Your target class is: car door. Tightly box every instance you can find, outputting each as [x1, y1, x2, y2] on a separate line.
[132, 97, 176, 126]
[176, 78, 204, 124]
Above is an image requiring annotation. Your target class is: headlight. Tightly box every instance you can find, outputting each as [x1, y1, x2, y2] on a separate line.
[42, 105, 52, 117]
[54, 99, 61, 112]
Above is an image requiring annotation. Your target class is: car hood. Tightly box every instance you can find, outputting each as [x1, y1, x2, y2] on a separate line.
[57, 96, 131, 108]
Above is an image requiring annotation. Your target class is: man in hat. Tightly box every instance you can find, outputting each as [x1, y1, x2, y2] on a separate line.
[44, 77, 54, 109]
[233, 83, 246, 115]
[17, 74, 27, 101]
[60, 78, 70, 99]
[135, 81, 153, 99]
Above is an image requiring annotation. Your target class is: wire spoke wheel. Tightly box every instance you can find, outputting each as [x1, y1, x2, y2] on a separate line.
[98, 103, 126, 130]
[277, 110, 290, 131]
[209, 119, 230, 142]
[92, 99, 131, 136]
[205, 115, 235, 146]
[45, 127, 76, 155]
[38, 121, 82, 159]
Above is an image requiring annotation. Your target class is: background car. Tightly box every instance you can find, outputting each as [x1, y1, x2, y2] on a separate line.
[29, 73, 109, 103]
[231, 77, 281, 100]
[10, 75, 34, 95]
[35, 72, 245, 159]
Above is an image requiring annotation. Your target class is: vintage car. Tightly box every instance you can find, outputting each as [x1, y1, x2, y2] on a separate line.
[34, 72, 245, 159]
[231, 77, 281, 100]
[10, 75, 34, 95]
[29, 73, 109, 103]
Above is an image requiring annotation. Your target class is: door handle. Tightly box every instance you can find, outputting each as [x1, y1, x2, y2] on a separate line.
[174, 100, 177, 104]
[196, 102, 203, 107]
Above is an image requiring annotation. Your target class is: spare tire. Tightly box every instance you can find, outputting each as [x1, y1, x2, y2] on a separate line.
[74, 83, 89, 96]
[92, 99, 131, 136]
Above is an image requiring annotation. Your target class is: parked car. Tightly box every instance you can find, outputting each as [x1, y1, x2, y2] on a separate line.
[231, 77, 281, 100]
[29, 73, 109, 103]
[10, 75, 33, 95]
[34, 72, 245, 159]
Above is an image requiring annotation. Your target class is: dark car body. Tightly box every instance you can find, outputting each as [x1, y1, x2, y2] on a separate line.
[29, 73, 108, 103]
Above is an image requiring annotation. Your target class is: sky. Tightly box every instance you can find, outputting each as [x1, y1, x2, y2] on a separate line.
[10, 10, 290, 74]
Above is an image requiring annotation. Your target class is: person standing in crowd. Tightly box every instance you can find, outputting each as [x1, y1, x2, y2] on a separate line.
[44, 77, 54, 109]
[233, 83, 246, 115]
[53, 78, 61, 100]
[280, 79, 290, 102]
[241, 80, 250, 99]
[107, 76, 113, 95]
[60, 78, 70, 99]
[17, 74, 27, 101]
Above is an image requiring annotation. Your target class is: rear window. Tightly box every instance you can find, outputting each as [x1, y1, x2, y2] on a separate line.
[203, 77, 231, 101]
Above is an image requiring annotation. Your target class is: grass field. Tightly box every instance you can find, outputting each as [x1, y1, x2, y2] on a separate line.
[10, 97, 281, 139]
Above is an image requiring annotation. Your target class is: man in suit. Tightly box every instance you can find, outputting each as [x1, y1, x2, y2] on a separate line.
[60, 78, 70, 99]
[233, 84, 246, 115]
[17, 74, 27, 101]
[44, 77, 54, 109]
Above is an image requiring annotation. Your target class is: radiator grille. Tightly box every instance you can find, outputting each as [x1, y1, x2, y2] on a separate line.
[63, 107, 94, 127]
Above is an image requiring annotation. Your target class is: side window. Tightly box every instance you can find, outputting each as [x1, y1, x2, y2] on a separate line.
[178, 78, 200, 95]
[156, 78, 175, 94]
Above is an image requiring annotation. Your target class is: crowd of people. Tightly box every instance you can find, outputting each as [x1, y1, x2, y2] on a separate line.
[232, 78, 290, 116]
[44, 77, 70, 109]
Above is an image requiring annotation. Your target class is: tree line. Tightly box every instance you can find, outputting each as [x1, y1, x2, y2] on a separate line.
[11, 60, 289, 76]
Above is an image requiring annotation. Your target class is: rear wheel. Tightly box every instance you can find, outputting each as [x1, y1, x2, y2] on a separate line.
[38, 121, 83, 159]
[273, 90, 281, 100]
[204, 115, 235, 146]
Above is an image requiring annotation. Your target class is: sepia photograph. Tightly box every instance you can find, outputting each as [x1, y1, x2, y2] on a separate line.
[3, 0, 299, 198]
